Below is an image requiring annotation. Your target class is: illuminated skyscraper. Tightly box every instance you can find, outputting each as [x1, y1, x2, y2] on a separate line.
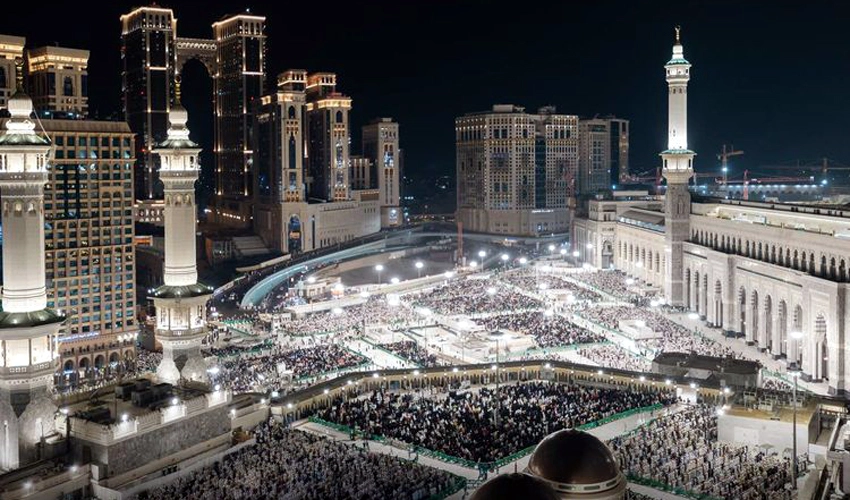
[120, 7, 265, 227]
[577, 116, 629, 194]
[26, 45, 89, 118]
[120, 6, 176, 201]
[456, 105, 577, 236]
[362, 118, 401, 227]
[305, 72, 351, 202]
[0, 35, 25, 109]
[211, 14, 266, 225]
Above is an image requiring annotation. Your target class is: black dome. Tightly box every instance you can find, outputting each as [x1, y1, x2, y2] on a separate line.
[470, 473, 559, 500]
[527, 429, 620, 485]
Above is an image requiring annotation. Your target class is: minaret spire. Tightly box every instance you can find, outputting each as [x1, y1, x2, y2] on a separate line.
[660, 25, 695, 308]
[149, 76, 212, 385]
[0, 63, 64, 469]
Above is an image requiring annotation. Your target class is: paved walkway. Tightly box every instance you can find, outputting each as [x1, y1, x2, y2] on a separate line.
[664, 311, 831, 395]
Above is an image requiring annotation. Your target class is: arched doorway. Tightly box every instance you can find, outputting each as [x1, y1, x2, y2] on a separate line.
[685, 269, 692, 310]
[701, 275, 708, 318]
[750, 290, 759, 344]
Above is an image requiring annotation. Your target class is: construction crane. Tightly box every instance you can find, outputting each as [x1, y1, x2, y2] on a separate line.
[722, 170, 815, 200]
[717, 144, 744, 186]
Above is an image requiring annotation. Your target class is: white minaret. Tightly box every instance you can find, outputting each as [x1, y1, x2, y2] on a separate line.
[660, 26, 695, 307]
[0, 59, 64, 470]
[150, 79, 211, 385]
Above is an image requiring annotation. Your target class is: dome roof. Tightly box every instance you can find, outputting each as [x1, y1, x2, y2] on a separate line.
[470, 473, 559, 500]
[527, 429, 620, 486]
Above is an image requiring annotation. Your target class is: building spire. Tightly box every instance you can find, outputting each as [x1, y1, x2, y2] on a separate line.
[174, 73, 182, 107]
[675, 25, 681, 44]
[13, 56, 24, 93]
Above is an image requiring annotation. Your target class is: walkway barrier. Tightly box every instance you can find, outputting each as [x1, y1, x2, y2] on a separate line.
[500, 341, 612, 360]
[308, 404, 664, 473]
[292, 360, 373, 385]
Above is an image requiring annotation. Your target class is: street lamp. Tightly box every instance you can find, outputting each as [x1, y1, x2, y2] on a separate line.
[519, 257, 528, 265]
[478, 250, 487, 271]
[390, 277, 400, 285]
[559, 248, 567, 256]
[500, 253, 510, 266]
[572, 250, 580, 258]
[548, 244, 556, 253]
[415, 261, 424, 278]
[375, 264, 384, 284]
[790, 329, 804, 491]
[586, 243, 593, 249]
[469, 260, 478, 269]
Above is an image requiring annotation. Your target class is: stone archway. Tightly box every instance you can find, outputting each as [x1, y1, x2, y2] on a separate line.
[685, 269, 692, 310]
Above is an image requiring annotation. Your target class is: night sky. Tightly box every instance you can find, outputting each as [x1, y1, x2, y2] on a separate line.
[4, 1, 850, 190]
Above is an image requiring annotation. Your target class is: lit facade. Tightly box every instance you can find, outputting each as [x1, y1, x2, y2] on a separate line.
[26, 45, 89, 118]
[120, 7, 176, 201]
[305, 73, 351, 203]
[577, 116, 629, 194]
[0, 72, 64, 470]
[573, 29, 850, 395]
[456, 104, 577, 236]
[0, 35, 24, 109]
[362, 117, 401, 227]
[38, 120, 137, 384]
[120, 7, 266, 228]
[253, 71, 381, 254]
[211, 14, 266, 226]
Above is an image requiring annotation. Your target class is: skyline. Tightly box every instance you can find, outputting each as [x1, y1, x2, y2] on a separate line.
[3, 1, 850, 185]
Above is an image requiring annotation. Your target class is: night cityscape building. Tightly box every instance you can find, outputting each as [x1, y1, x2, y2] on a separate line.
[0, 35, 24, 110]
[40, 119, 138, 387]
[25, 45, 89, 119]
[456, 104, 577, 236]
[121, 7, 265, 228]
[252, 71, 393, 254]
[577, 116, 629, 194]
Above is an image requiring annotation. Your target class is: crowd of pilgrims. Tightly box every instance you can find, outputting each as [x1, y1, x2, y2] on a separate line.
[212, 344, 366, 393]
[280, 298, 423, 336]
[494, 269, 602, 302]
[409, 279, 542, 316]
[380, 341, 444, 367]
[136, 420, 459, 500]
[570, 269, 638, 299]
[578, 305, 740, 358]
[481, 312, 605, 348]
[610, 405, 799, 499]
[577, 345, 653, 372]
[318, 381, 677, 463]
